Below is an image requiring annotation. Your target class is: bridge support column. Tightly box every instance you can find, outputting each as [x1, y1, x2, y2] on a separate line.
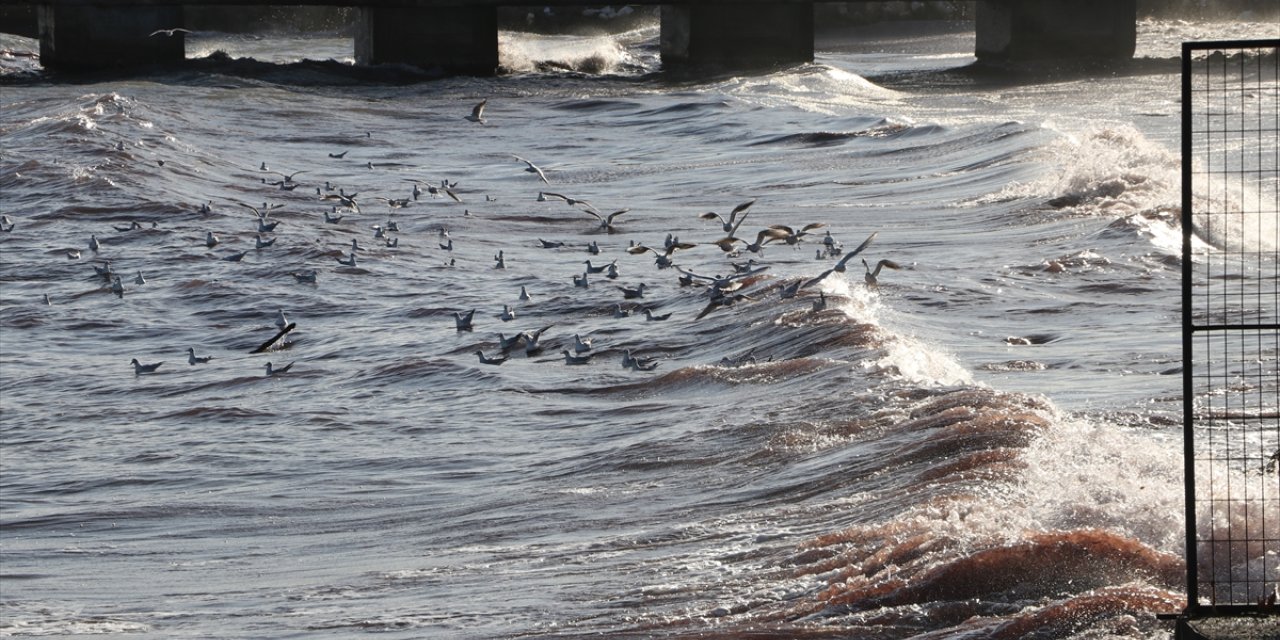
[976, 0, 1135, 62]
[660, 3, 813, 68]
[38, 5, 184, 72]
[355, 6, 498, 75]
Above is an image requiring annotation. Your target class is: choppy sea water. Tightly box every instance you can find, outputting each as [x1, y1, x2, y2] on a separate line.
[1, 18, 1276, 639]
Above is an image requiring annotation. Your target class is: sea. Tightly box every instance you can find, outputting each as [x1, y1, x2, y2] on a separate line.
[0, 14, 1277, 639]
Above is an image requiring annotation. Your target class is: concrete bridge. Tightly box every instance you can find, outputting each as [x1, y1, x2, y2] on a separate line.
[8, 0, 1137, 74]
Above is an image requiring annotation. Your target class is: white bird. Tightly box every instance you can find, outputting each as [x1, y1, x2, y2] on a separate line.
[513, 155, 549, 184]
[149, 27, 191, 37]
[205, 231, 219, 248]
[612, 304, 632, 318]
[89, 234, 100, 252]
[255, 235, 276, 249]
[802, 232, 878, 289]
[518, 285, 531, 302]
[573, 333, 593, 353]
[110, 276, 124, 298]
[643, 308, 671, 322]
[863, 258, 902, 287]
[618, 283, 647, 299]
[455, 309, 476, 331]
[465, 98, 487, 124]
[699, 198, 756, 233]
[275, 309, 289, 330]
[291, 270, 318, 284]
[494, 250, 506, 269]
[222, 250, 248, 262]
[264, 361, 294, 376]
[500, 305, 517, 322]
[573, 273, 589, 289]
[476, 349, 507, 365]
[187, 347, 213, 365]
[134, 270, 146, 285]
[66, 249, 81, 260]
[621, 349, 659, 371]
[131, 358, 162, 375]
[562, 350, 592, 365]
[522, 325, 551, 356]
[336, 251, 357, 267]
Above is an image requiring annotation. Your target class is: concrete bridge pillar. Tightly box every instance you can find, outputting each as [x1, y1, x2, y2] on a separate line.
[38, 5, 184, 72]
[976, 0, 1136, 62]
[355, 6, 498, 75]
[660, 3, 813, 68]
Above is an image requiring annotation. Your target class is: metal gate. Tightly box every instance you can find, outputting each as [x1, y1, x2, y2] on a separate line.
[1181, 38, 1280, 618]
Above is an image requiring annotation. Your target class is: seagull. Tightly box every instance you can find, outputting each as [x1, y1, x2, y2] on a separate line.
[627, 242, 695, 269]
[802, 232, 877, 289]
[205, 231, 219, 248]
[584, 208, 631, 233]
[320, 192, 360, 213]
[149, 27, 191, 37]
[264, 361, 294, 376]
[255, 235, 276, 249]
[643, 308, 672, 321]
[134, 270, 146, 285]
[494, 250, 506, 269]
[621, 349, 659, 371]
[540, 192, 594, 210]
[562, 350, 592, 365]
[779, 278, 803, 299]
[618, 283, 647, 299]
[513, 155, 549, 184]
[328, 150, 349, 159]
[455, 309, 476, 331]
[695, 291, 751, 320]
[573, 334, 593, 353]
[324, 209, 344, 224]
[712, 227, 789, 254]
[583, 260, 613, 274]
[771, 222, 826, 246]
[539, 238, 566, 249]
[612, 304, 632, 318]
[518, 285, 532, 302]
[257, 218, 280, 233]
[586, 241, 600, 255]
[404, 180, 463, 203]
[291, 270, 318, 284]
[522, 325, 551, 356]
[699, 198, 756, 233]
[605, 262, 620, 279]
[43, 294, 51, 305]
[0, 215, 14, 232]
[498, 332, 524, 351]
[110, 276, 125, 298]
[187, 347, 213, 365]
[573, 273, 590, 289]
[131, 358, 162, 375]
[811, 291, 828, 312]
[66, 249, 81, 260]
[89, 234, 100, 252]
[476, 350, 507, 365]
[439, 238, 454, 251]
[275, 309, 289, 330]
[465, 98, 487, 124]
[500, 305, 517, 322]
[222, 250, 248, 262]
[113, 221, 144, 232]
[863, 258, 902, 287]
[239, 201, 283, 219]
[336, 251, 357, 267]
[93, 261, 114, 279]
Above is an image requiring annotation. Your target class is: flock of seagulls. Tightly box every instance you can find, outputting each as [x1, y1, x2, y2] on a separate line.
[17, 97, 902, 380]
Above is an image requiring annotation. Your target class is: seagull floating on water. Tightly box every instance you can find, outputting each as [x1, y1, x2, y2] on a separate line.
[131, 358, 162, 375]
[187, 347, 213, 365]
[500, 305, 517, 322]
[476, 349, 507, 365]
[205, 231, 219, 248]
[573, 333, 593, 353]
[465, 98, 487, 124]
[562, 350, 593, 365]
[644, 308, 672, 322]
[291, 270, 318, 284]
[455, 309, 476, 331]
[336, 251, 357, 267]
[264, 361, 294, 376]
